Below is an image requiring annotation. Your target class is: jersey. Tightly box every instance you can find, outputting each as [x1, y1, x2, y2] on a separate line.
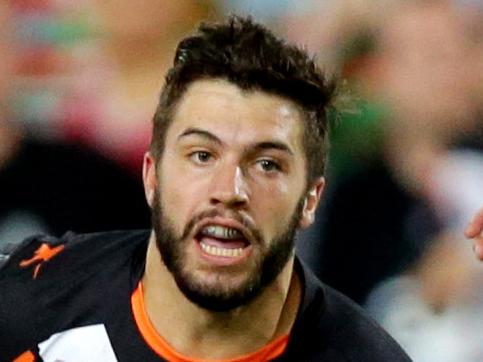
[0, 230, 411, 361]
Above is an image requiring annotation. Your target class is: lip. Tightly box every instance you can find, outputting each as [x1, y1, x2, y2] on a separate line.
[192, 217, 255, 266]
[193, 216, 254, 244]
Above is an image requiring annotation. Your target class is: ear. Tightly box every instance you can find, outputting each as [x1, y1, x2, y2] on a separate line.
[142, 152, 158, 208]
[299, 177, 325, 229]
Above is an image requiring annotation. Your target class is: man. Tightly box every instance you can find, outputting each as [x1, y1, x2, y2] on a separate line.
[0, 15, 422, 362]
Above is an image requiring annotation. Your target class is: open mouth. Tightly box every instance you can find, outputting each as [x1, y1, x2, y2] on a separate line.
[196, 224, 251, 259]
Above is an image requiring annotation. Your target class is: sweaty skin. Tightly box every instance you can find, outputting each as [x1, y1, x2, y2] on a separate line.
[142, 79, 324, 359]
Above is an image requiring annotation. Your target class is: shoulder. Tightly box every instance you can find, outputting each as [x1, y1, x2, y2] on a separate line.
[0, 229, 149, 279]
[0, 230, 149, 358]
[320, 284, 411, 361]
[284, 258, 412, 362]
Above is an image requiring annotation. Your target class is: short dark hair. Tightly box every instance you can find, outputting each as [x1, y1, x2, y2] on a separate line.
[151, 15, 336, 183]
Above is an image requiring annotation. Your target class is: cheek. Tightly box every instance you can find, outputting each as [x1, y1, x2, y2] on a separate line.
[251, 179, 302, 234]
[158, 160, 208, 226]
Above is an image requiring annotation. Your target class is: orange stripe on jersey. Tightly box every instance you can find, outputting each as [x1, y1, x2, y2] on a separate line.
[13, 350, 36, 362]
[131, 282, 289, 362]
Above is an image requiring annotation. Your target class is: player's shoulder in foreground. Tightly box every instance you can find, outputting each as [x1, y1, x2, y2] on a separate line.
[0, 229, 149, 282]
[0, 230, 150, 361]
[321, 283, 411, 361]
[286, 258, 412, 362]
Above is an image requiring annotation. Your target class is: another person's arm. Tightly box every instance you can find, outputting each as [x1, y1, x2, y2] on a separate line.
[465, 208, 483, 260]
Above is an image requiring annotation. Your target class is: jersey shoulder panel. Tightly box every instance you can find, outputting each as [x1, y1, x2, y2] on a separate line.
[320, 284, 411, 361]
[284, 257, 411, 362]
[1, 230, 149, 281]
[0, 230, 150, 361]
[0, 234, 66, 280]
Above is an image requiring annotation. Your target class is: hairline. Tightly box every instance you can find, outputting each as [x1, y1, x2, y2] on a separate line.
[151, 75, 322, 187]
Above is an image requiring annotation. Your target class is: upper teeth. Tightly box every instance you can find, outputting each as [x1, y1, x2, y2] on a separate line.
[202, 225, 243, 240]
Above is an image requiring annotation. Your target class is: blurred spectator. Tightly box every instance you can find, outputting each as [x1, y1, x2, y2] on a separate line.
[364, 3, 483, 360]
[366, 233, 483, 362]
[291, 0, 482, 305]
[62, 0, 218, 173]
[9, 0, 92, 139]
[284, 0, 483, 358]
[217, 0, 320, 23]
[0, 1, 150, 248]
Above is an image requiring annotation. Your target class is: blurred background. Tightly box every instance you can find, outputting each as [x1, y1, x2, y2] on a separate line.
[0, 0, 482, 360]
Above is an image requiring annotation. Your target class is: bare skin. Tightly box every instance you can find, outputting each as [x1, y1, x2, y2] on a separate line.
[465, 208, 483, 260]
[142, 79, 324, 359]
[142, 236, 301, 359]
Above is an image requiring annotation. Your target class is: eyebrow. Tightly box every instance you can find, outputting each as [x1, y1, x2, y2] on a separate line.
[177, 128, 223, 145]
[252, 142, 293, 156]
[177, 127, 294, 155]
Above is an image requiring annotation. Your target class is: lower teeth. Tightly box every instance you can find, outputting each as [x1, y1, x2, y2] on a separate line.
[200, 241, 244, 257]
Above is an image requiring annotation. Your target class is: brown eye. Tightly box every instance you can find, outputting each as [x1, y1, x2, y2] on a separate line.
[258, 159, 281, 172]
[190, 151, 212, 164]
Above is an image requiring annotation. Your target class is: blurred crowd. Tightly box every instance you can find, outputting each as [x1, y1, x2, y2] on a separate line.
[0, 0, 482, 360]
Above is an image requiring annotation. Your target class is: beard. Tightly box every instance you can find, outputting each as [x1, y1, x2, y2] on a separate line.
[151, 189, 304, 312]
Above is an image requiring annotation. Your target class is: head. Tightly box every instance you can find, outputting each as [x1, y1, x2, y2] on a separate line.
[151, 15, 335, 183]
[143, 16, 334, 311]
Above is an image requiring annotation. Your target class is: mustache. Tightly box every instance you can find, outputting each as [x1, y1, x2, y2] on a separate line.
[180, 208, 263, 244]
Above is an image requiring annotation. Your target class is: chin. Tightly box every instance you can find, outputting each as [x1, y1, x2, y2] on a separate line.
[174, 268, 263, 312]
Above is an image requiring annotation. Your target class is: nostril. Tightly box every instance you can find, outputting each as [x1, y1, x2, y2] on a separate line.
[209, 192, 248, 208]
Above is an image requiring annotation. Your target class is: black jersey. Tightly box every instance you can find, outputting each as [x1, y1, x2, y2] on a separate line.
[0, 230, 411, 361]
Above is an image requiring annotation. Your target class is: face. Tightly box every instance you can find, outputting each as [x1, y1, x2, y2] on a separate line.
[144, 79, 324, 311]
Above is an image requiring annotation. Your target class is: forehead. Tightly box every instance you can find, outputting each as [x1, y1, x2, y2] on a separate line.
[168, 78, 305, 151]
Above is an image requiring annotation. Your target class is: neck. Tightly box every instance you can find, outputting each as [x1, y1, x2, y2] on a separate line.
[142, 232, 301, 360]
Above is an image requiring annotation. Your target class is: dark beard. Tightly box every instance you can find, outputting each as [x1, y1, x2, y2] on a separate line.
[151, 189, 304, 312]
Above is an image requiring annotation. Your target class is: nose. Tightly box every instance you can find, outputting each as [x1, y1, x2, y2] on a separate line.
[209, 164, 249, 208]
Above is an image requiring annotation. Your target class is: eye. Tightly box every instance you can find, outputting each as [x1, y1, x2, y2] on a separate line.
[257, 159, 281, 172]
[190, 151, 213, 164]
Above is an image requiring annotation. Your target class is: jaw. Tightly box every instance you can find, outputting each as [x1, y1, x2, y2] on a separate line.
[142, 234, 300, 360]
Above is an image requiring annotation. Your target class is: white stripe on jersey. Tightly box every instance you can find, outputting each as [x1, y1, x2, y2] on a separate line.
[38, 324, 118, 362]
